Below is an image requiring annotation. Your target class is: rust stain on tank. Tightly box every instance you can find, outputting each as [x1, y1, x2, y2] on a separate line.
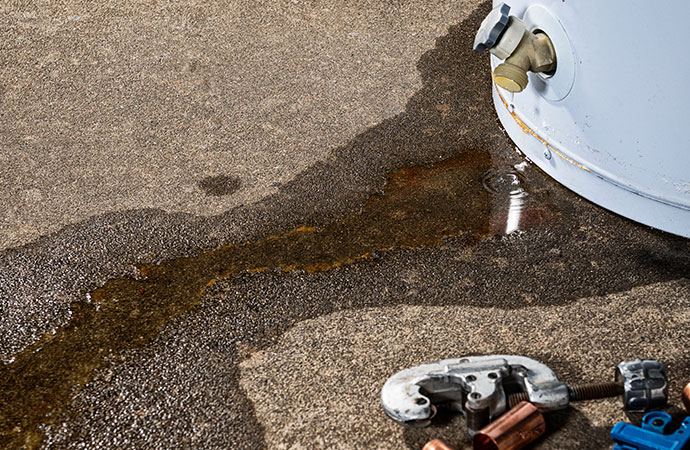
[496, 87, 592, 173]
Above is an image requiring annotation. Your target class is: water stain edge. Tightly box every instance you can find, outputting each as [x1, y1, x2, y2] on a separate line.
[0, 149, 554, 448]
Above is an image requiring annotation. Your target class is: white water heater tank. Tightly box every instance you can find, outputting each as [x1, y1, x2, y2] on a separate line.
[476, 1, 690, 238]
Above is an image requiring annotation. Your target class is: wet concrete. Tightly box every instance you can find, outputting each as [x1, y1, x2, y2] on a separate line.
[197, 175, 242, 197]
[0, 151, 500, 447]
[2, 2, 690, 449]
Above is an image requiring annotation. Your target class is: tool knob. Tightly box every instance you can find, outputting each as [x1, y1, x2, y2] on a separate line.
[615, 359, 668, 413]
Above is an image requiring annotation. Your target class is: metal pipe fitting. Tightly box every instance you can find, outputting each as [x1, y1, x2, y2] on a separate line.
[682, 382, 690, 414]
[493, 30, 556, 92]
[472, 401, 545, 450]
[473, 3, 557, 93]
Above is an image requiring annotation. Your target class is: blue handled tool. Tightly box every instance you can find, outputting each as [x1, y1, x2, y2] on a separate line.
[611, 411, 690, 450]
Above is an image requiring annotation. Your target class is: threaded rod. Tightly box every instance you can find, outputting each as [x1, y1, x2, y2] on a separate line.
[508, 381, 623, 408]
[568, 381, 623, 401]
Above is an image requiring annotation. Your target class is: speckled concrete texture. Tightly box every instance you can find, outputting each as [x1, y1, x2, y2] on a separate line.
[0, 0, 475, 250]
[0, 0, 484, 361]
[238, 280, 690, 449]
[2, 1, 690, 449]
[36, 201, 690, 449]
[39, 215, 690, 449]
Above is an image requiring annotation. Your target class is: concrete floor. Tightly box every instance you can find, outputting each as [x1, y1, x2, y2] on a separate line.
[2, 1, 690, 449]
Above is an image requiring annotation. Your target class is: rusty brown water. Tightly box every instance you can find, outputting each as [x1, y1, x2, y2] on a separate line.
[0, 150, 555, 448]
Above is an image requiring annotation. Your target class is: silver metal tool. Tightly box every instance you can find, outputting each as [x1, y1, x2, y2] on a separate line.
[380, 355, 568, 434]
[381, 356, 668, 435]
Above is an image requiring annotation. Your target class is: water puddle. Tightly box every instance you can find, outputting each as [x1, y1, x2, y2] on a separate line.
[483, 170, 529, 234]
[0, 150, 554, 448]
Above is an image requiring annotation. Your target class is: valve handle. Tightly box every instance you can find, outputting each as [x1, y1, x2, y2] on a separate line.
[473, 3, 511, 53]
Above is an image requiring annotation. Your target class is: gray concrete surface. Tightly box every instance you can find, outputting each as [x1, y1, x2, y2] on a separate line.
[0, 0, 478, 361]
[0, 0, 473, 250]
[2, 1, 690, 449]
[238, 281, 690, 449]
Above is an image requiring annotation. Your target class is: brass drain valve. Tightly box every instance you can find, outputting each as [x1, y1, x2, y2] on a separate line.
[474, 3, 557, 93]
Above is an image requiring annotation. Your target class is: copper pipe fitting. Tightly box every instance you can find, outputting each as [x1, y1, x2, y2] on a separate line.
[683, 382, 690, 414]
[423, 438, 457, 450]
[473, 401, 545, 450]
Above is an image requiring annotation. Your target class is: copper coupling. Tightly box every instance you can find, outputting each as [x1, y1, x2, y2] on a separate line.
[683, 382, 690, 414]
[473, 401, 545, 450]
[423, 402, 545, 450]
[422, 439, 457, 450]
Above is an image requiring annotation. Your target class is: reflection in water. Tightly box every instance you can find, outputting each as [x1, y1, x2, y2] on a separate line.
[482, 170, 529, 234]
[506, 189, 527, 234]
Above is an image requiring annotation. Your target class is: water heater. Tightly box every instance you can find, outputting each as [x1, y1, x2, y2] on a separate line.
[475, 2, 690, 238]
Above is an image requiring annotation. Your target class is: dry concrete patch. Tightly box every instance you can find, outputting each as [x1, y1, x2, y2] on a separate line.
[239, 279, 690, 449]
